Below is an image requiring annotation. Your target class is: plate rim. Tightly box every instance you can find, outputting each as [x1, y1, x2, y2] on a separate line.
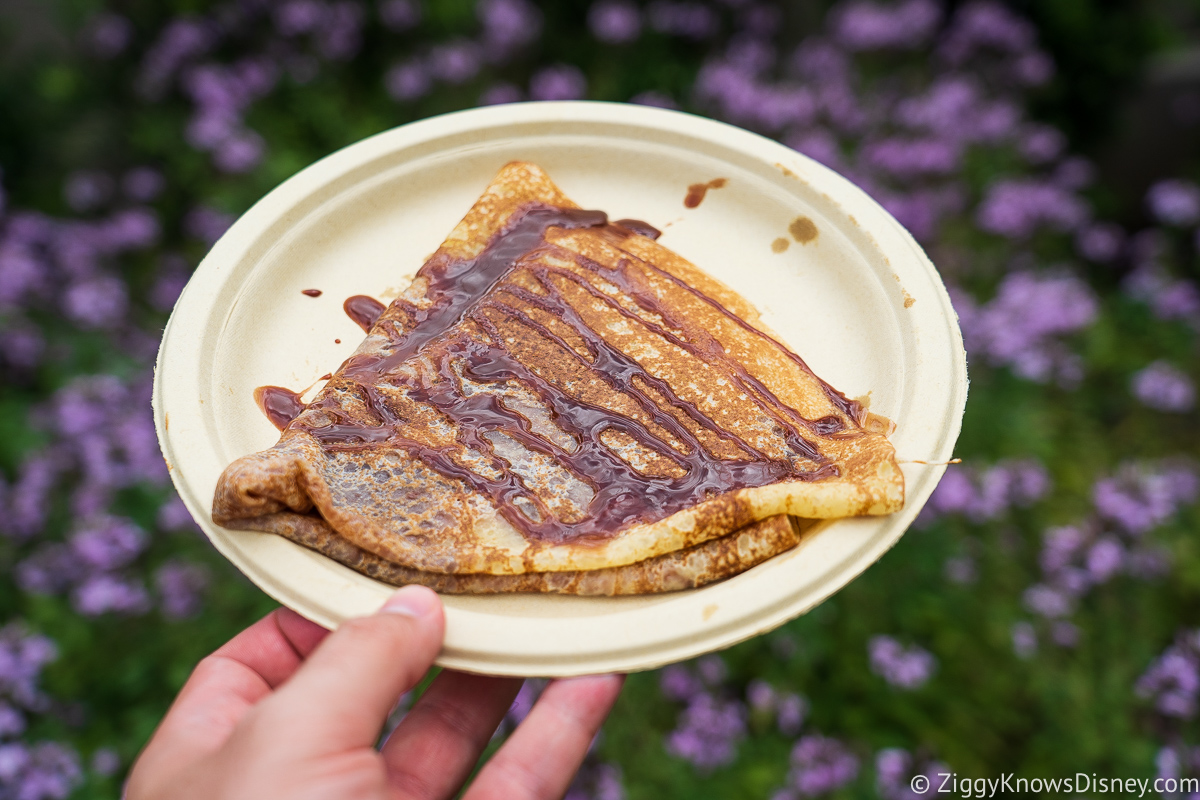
[153, 100, 968, 676]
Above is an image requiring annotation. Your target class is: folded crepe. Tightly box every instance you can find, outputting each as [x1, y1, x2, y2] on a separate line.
[212, 162, 903, 594]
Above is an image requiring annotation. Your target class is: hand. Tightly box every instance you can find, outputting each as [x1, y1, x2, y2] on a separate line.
[127, 586, 625, 800]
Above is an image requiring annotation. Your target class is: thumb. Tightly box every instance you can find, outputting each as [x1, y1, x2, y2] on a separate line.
[253, 585, 444, 751]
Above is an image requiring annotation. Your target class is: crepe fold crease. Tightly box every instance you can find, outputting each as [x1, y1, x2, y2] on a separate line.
[212, 161, 903, 594]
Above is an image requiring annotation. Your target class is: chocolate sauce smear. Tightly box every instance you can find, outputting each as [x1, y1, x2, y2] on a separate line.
[613, 219, 662, 240]
[254, 386, 306, 431]
[301, 289, 323, 297]
[289, 203, 864, 544]
[343, 295, 386, 332]
[684, 178, 728, 209]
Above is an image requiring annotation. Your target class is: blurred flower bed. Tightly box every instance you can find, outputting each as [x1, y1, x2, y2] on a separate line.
[0, 0, 1197, 797]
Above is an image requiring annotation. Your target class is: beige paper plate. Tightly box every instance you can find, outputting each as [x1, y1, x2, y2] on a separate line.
[153, 101, 967, 677]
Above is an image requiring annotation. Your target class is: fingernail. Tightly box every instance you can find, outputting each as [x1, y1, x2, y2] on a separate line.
[380, 585, 439, 618]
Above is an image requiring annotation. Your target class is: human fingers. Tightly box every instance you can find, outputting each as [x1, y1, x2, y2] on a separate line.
[251, 585, 445, 752]
[127, 609, 329, 797]
[381, 671, 523, 800]
[461, 675, 625, 800]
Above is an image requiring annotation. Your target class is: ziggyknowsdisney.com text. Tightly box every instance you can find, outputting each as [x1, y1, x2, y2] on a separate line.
[909, 772, 1199, 797]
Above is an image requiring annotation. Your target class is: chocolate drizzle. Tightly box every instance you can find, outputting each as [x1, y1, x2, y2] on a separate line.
[254, 386, 306, 431]
[292, 203, 863, 543]
[343, 295, 386, 332]
[613, 219, 662, 240]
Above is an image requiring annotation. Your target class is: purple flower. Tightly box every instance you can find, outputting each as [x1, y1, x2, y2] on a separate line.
[893, 77, 1016, 143]
[274, 0, 326, 36]
[923, 459, 1050, 522]
[976, 179, 1089, 238]
[743, 679, 806, 736]
[956, 273, 1096, 384]
[429, 41, 482, 84]
[478, 0, 543, 53]
[0, 626, 56, 708]
[17, 545, 78, 596]
[746, 679, 776, 712]
[316, 2, 365, 60]
[62, 275, 128, 330]
[155, 561, 210, 619]
[1085, 537, 1124, 581]
[385, 60, 431, 101]
[939, 1, 1037, 64]
[1011, 622, 1037, 659]
[665, 692, 747, 770]
[1039, 525, 1085, 575]
[776, 693, 807, 736]
[660, 665, 703, 702]
[122, 168, 165, 203]
[629, 90, 678, 109]
[1093, 461, 1199, 535]
[1074, 222, 1125, 263]
[150, 257, 191, 313]
[646, 1, 719, 40]
[103, 208, 160, 249]
[861, 137, 959, 179]
[786, 130, 843, 169]
[530, 65, 587, 101]
[505, 679, 544, 728]
[1138, 631, 1200, 718]
[89, 748, 120, 778]
[944, 555, 977, 584]
[1013, 51, 1055, 86]
[185, 206, 235, 245]
[1132, 362, 1196, 413]
[566, 761, 626, 800]
[589, 1, 642, 44]
[379, 0, 421, 31]
[0, 741, 81, 800]
[0, 325, 46, 371]
[1023, 584, 1072, 618]
[1018, 124, 1065, 164]
[830, 0, 940, 52]
[696, 655, 727, 686]
[0, 704, 25, 738]
[214, 131, 266, 173]
[786, 735, 859, 797]
[70, 516, 146, 572]
[63, 172, 113, 213]
[83, 13, 133, 59]
[72, 574, 150, 616]
[1123, 265, 1200, 323]
[156, 494, 199, 533]
[868, 636, 936, 689]
[876, 749, 951, 800]
[479, 83, 523, 106]
[137, 18, 215, 99]
[1053, 156, 1095, 190]
[1051, 621, 1080, 648]
[1146, 179, 1200, 227]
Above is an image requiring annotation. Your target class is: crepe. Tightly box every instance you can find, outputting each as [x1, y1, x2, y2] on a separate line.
[212, 161, 903, 591]
[259, 512, 811, 595]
